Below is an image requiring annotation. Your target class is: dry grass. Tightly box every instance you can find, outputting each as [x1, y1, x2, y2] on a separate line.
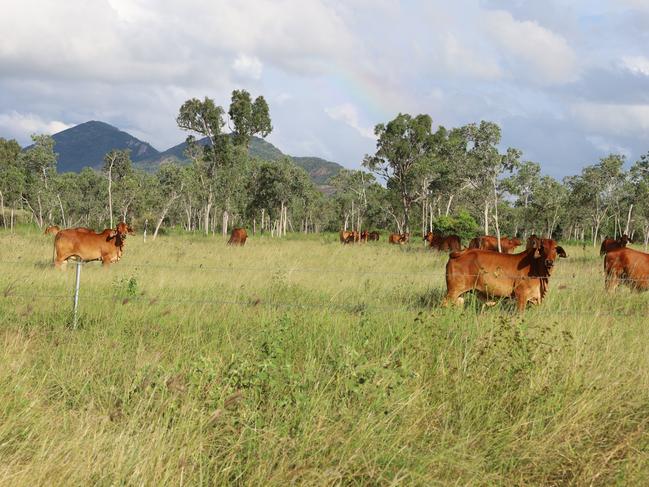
[1, 228, 649, 485]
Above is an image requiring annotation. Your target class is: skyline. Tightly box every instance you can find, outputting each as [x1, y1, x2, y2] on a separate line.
[2, 0, 649, 177]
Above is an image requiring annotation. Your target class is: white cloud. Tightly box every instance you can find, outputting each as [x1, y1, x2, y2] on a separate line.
[232, 54, 263, 80]
[484, 10, 579, 84]
[585, 135, 631, 157]
[622, 55, 649, 76]
[441, 34, 503, 80]
[0, 111, 72, 144]
[571, 102, 649, 136]
[325, 103, 375, 139]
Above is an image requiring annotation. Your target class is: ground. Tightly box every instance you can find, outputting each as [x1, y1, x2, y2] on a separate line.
[1, 229, 649, 485]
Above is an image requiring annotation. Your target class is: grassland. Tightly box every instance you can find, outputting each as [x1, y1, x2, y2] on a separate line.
[1, 228, 649, 485]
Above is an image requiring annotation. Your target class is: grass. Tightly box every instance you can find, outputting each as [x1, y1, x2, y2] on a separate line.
[1, 229, 649, 485]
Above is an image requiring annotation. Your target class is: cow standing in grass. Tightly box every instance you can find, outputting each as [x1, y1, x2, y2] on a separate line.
[54, 222, 134, 269]
[228, 228, 248, 246]
[443, 238, 567, 312]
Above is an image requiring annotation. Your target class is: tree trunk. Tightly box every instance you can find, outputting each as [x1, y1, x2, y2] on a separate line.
[625, 204, 633, 235]
[493, 182, 502, 252]
[483, 200, 489, 236]
[56, 193, 66, 228]
[222, 210, 229, 237]
[107, 164, 113, 228]
[261, 208, 265, 234]
[0, 190, 5, 229]
[445, 194, 454, 217]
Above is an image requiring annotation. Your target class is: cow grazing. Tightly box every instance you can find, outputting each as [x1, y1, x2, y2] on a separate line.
[44, 225, 61, 235]
[54, 222, 134, 269]
[340, 230, 353, 243]
[443, 238, 567, 311]
[368, 231, 380, 241]
[227, 228, 248, 246]
[604, 247, 649, 291]
[469, 235, 521, 253]
[424, 232, 462, 252]
[389, 233, 409, 245]
[360, 230, 369, 242]
[600, 234, 630, 256]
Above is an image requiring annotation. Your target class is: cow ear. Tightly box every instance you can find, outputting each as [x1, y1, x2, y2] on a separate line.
[556, 246, 567, 258]
[108, 230, 117, 240]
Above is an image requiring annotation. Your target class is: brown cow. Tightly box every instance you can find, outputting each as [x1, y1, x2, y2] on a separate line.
[368, 231, 380, 241]
[604, 247, 649, 291]
[339, 230, 353, 243]
[54, 222, 134, 269]
[469, 235, 521, 253]
[44, 225, 61, 235]
[423, 232, 462, 252]
[360, 230, 369, 242]
[600, 234, 630, 256]
[227, 227, 248, 246]
[443, 238, 567, 311]
[389, 233, 409, 245]
[526, 234, 542, 250]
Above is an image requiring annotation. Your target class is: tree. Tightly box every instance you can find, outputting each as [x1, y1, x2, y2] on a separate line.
[0, 138, 23, 229]
[566, 155, 625, 246]
[363, 113, 435, 232]
[228, 90, 272, 149]
[330, 169, 377, 231]
[503, 161, 541, 237]
[19, 134, 58, 228]
[103, 149, 132, 228]
[463, 121, 520, 250]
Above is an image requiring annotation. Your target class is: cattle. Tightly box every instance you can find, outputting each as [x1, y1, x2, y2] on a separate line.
[368, 231, 380, 241]
[600, 234, 630, 256]
[360, 230, 369, 242]
[389, 233, 409, 245]
[227, 227, 248, 246]
[423, 232, 462, 252]
[469, 235, 521, 253]
[443, 238, 567, 311]
[604, 247, 649, 292]
[526, 234, 542, 250]
[44, 225, 61, 235]
[340, 230, 353, 243]
[54, 222, 134, 269]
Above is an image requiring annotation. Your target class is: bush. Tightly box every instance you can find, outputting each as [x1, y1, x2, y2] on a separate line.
[431, 211, 479, 240]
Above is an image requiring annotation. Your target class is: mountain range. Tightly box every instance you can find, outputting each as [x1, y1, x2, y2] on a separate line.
[40, 121, 343, 187]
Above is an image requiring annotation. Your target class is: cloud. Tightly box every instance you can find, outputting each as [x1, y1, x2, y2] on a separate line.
[0, 111, 72, 144]
[622, 55, 649, 76]
[484, 10, 580, 84]
[325, 103, 375, 139]
[570, 102, 649, 136]
[232, 54, 263, 80]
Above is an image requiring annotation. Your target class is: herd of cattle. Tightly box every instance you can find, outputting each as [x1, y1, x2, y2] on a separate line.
[41, 224, 648, 312]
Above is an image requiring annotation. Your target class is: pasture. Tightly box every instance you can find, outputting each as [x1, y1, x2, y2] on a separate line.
[1, 229, 649, 485]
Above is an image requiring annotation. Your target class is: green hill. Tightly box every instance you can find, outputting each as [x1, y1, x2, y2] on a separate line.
[41, 121, 344, 186]
[46, 121, 160, 172]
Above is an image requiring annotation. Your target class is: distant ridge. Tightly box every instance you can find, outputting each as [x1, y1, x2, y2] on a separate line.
[38, 120, 343, 186]
[47, 121, 159, 172]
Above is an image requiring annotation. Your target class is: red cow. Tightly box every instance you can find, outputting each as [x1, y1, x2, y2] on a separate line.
[604, 247, 649, 291]
[54, 222, 134, 269]
[227, 228, 248, 246]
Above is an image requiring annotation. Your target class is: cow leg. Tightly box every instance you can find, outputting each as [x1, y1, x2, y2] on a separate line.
[515, 292, 528, 312]
[604, 272, 619, 292]
[101, 255, 112, 267]
[442, 290, 465, 307]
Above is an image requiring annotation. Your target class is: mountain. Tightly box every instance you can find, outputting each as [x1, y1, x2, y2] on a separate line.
[48, 121, 159, 172]
[41, 121, 344, 186]
[146, 135, 343, 186]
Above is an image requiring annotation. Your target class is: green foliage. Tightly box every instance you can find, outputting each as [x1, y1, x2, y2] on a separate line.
[431, 211, 480, 240]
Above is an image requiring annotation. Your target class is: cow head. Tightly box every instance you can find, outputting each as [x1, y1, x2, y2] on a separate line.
[423, 231, 433, 243]
[526, 234, 541, 250]
[112, 222, 131, 240]
[509, 237, 522, 247]
[401, 233, 410, 242]
[620, 234, 630, 246]
[532, 238, 567, 271]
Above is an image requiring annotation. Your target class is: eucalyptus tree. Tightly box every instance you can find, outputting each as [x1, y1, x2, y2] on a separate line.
[228, 89, 272, 149]
[103, 149, 132, 227]
[363, 113, 436, 233]
[330, 169, 377, 231]
[19, 134, 58, 228]
[630, 152, 649, 247]
[463, 121, 520, 250]
[502, 161, 541, 237]
[0, 138, 23, 229]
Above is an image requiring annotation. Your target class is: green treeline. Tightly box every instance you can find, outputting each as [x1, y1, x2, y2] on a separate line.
[1, 90, 648, 246]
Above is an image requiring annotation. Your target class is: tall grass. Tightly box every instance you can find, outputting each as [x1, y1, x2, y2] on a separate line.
[1, 230, 648, 485]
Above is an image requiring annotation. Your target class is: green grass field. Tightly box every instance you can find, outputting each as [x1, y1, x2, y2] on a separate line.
[1, 229, 649, 485]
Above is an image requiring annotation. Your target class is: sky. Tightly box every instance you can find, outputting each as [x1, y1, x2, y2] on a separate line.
[1, 0, 649, 178]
